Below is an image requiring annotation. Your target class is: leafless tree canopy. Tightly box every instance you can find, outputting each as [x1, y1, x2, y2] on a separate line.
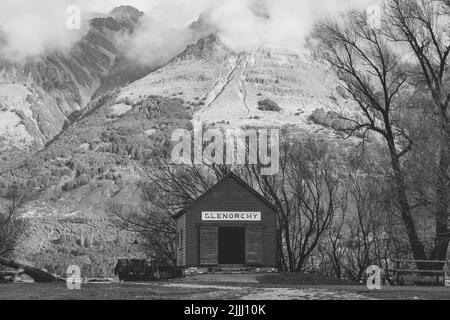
[112, 134, 345, 271]
[112, 160, 231, 266]
[245, 137, 345, 272]
[0, 186, 28, 258]
[316, 0, 449, 266]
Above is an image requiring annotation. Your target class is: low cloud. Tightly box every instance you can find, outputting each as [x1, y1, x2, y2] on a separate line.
[116, 15, 199, 68]
[0, 0, 87, 60]
[195, 0, 378, 51]
[0, 0, 378, 63]
[121, 0, 378, 66]
[117, 0, 217, 67]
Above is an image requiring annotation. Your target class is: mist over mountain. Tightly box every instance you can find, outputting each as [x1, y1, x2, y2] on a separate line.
[0, 0, 377, 62]
[115, 0, 379, 67]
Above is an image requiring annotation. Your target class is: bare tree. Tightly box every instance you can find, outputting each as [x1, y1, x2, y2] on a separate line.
[316, 171, 405, 282]
[316, 0, 450, 266]
[112, 160, 230, 266]
[246, 137, 344, 272]
[0, 186, 28, 257]
[345, 175, 404, 281]
[113, 131, 343, 272]
[386, 0, 450, 262]
[316, 209, 348, 279]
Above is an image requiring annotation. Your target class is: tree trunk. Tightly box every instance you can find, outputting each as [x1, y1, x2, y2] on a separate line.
[281, 216, 295, 272]
[430, 117, 450, 265]
[386, 134, 427, 266]
[0, 257, 60, 283]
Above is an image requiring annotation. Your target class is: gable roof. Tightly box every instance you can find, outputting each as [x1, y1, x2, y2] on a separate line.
[173, 172, 278, 220]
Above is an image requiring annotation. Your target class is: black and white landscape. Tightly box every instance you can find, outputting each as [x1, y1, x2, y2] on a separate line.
[0, 0, 449, 301]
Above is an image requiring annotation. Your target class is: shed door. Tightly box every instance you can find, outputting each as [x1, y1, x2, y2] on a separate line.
[219, 227, 245, 265]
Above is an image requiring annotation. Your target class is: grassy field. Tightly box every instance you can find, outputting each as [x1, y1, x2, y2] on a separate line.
[1, 280, 450, 300]
[0, 282, 243, 300]
[356, 286, 450, 300]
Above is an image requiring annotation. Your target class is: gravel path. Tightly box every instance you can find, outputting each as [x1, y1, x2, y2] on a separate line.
[241, 288, 373, 300]
[164, 283, 374, 300]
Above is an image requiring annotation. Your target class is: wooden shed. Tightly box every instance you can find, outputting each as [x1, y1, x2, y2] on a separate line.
[174, 173, 278, 268]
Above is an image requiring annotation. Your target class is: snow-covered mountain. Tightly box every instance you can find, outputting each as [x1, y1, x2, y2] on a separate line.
[0, 4, 358, 156]
[0, 6, 361, 213]
[0, 6, 149, 152]
[115, 33, 356, 135]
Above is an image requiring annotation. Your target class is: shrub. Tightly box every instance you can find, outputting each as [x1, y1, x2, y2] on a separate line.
[257, 99, 281, 112]
[77, 174, 90, 187]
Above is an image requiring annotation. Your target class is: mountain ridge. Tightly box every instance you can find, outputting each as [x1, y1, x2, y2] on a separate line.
[115, 32, 357, 135]
[0, 6, 149, 153]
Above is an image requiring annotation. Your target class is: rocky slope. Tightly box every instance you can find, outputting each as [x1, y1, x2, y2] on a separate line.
[116, 34, 358, 136]
[0, 6, 150, 153]
[2, 93, 192, 216]
[6, 93, 192, 274]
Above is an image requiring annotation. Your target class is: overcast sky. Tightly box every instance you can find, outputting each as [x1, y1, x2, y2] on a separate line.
[0, 0, 378, 61]
[75, 0, 157, 13]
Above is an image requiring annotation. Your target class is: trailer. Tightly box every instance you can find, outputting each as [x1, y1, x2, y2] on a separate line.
[114, 259, 158, 282]
[114, 259, 184, 282]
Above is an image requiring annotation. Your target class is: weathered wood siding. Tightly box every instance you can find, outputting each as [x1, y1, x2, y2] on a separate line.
[245, 226, 264, 265]
[176, 214, 187, 267]
[199, 226, 219, 265]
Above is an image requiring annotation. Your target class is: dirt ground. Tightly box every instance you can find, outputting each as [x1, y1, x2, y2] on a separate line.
[2, 274, 450, 300]
[0, 282, 368, 300]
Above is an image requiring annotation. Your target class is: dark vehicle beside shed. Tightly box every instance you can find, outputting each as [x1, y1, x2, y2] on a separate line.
[114, 259, 157, 282]
[114, 259, 184, 281]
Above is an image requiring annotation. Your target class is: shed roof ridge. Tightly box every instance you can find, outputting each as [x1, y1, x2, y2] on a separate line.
[173, 172, 278, 219]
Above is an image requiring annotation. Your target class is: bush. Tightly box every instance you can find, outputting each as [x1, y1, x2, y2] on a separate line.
[62, 180, 77, 192]
[257, 99, 281, 112]
[77, 174, 90, 187]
